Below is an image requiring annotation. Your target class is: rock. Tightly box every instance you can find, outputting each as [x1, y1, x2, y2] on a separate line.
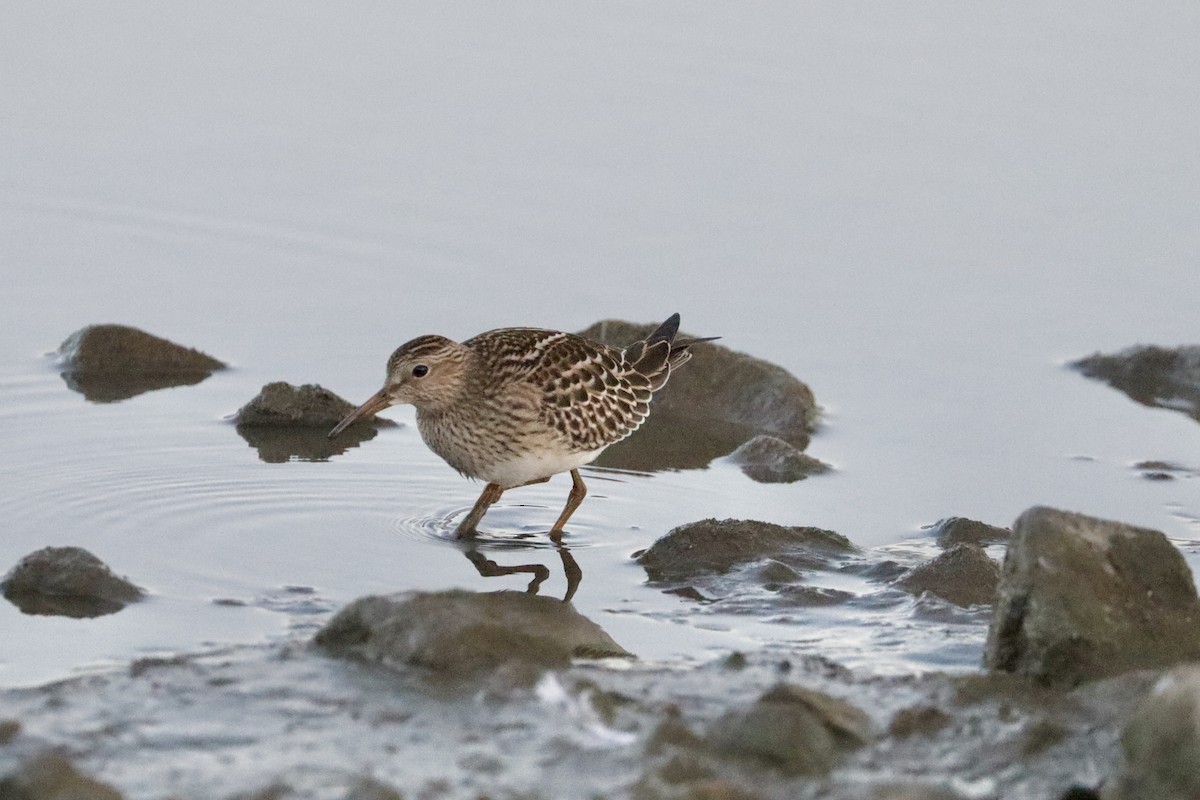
[0, 752, 124, 800]
[1072, 344, 1200, 422]
[984, 507, 1200, 687]
[637, 519, 855, 584]
[578, 319, 818, 471]
[0, 719, 19, 745]
[928, 517, 1010, 548]
[723, 434, 830, 484]
[343, 777, 404, 800]
[55, 324, 225, 402]
[2, 547, 144, 618]
[226, 784, 292, 800]
[887, 705, 952, 738]
[234, 382, 398, 462]
[871, 787, 969, 800]
[313, 590, 631, 681]
[235, 382, 397, 429]
[1105, 666, 1200, 800]
[769, 585, 856, 607]
[894, 544, 1000, 607]
[705, 683, 872, 776]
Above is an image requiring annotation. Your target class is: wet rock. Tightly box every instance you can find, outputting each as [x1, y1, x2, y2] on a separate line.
[1073, 344, 1200, 422]
[637, 518, 855, 583]
[226, 784, 292, 800]
[894, 544, 999, 607]
[313, 590, 631, 681]
[342, 777, 404, 800]
[769, 584, 856, 607]
[55, 324, 225, 402]
[234, 382, 398, 462]
[928, 517, 1010, 548]
[887, 705, 952, 738]
[579, 319, 818, 471]
[0, 752, 124, 800]
[871, 787, 969, 800]
[723, 434, 830, 484]
[1106, 666, 1200, 800]
[0, 720, 19, 745]
[984, 507, 1200, 687]
[1132, 460, 1195, 481]
[235, 382, 396, 429]
[705, 683, 873, 776]
[2, 546, 144, 618]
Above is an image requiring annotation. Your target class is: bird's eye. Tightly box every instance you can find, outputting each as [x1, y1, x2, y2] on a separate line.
[412, 364, 429, 378]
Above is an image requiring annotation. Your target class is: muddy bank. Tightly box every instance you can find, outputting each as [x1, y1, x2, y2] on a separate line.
[4, 505, 1197, 798]
[0, 628, 1160, 800]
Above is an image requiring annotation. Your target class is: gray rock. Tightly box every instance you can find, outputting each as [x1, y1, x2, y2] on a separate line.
[871, 787, 969, 800]
[2, 547, 144, 618]
[1106, 666, 1200, 800]
[1072, 344, 1200, 422]
[705, 683, 872, 776]
[928, 517, 1009, 548]
[0, 719, 20, 745]
[343, 777, 404, 800]
[55, 324, 225, 402]
[578, 319, 818, 471]
[235, 382, 397, 429]
[0, 752, 125, 800]
[894, 544, 1000, 607]
[313, 590, 631, 681]
[724, 434, 830, 484]
[234, 382, 398, 462]
[984, 507, 1200, 687]
[886, 706, 952, 738]
[636, 518, 856, 583]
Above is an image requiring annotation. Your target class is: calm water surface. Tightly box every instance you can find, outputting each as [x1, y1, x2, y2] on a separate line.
[3, 2, 1199, 686]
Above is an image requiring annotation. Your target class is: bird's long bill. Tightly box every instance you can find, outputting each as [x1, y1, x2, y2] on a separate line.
[328, 389, 391, 439]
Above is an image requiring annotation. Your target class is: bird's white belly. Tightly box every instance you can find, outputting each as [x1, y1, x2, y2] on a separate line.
[482, 447, 606, 488]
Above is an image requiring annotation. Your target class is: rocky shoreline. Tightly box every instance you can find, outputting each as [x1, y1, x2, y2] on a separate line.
[5, 325, 1200, 798]
[6, 503, 1198, 800]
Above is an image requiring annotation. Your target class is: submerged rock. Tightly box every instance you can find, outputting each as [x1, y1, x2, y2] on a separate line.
[723, 434, 830, 484]
[705, 683, 873, 777]
[234, 382, 397, 462]
[55, 324, 225, 402]
[1072, 344, 1200, 422]
[984, 507, 1200, 687]
[0, 752, 124, 800]
[1107, 666, 1200, 800]
[637, 518, 856, 584]
[928, 517, 1010, 548]
[2, 546, 144, 618]
[894, 544, 999, 607]
[578, 319, 818, 471]
[314, 590, 631, 681]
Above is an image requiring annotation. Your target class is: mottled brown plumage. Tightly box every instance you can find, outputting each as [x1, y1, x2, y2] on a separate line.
[330, 313, 713, 537]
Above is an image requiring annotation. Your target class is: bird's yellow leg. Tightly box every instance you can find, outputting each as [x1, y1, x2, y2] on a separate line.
[456, 482, 505, 538]
[549, 469, 588, 538]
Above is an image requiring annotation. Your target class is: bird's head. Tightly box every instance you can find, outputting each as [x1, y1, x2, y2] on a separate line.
[328, 335, 471, 438]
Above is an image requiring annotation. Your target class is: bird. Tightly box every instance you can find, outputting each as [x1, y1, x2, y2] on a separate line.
[328, 313, 715, 538]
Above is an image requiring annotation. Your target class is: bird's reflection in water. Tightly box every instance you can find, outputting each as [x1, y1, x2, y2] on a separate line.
[459, 538, 582, 603]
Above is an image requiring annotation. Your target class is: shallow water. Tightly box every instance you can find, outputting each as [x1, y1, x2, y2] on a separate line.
[3, 2, 1200, 688]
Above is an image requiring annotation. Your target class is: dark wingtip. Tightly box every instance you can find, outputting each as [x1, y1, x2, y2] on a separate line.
[648, 313, 681, 344]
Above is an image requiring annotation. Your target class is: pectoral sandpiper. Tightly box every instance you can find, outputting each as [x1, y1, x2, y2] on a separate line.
[329, 313, 714, 538]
